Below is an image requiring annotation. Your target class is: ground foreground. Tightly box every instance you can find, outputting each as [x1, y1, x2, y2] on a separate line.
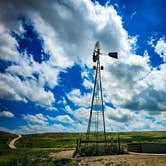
[49, 150, 166, 166]
[76, 153, 166, 166]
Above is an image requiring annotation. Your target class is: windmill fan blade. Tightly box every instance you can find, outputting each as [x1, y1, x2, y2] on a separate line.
[108, 52, 118, 59]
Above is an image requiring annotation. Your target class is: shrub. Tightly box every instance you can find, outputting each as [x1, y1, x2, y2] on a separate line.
[77, 144, 127, 156]
[78, 144, 112, 156]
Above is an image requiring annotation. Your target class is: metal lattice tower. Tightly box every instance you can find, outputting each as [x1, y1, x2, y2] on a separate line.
[86, 41, 118, 143]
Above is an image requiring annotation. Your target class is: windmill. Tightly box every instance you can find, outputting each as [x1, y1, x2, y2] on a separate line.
[86, 41, 118, 145]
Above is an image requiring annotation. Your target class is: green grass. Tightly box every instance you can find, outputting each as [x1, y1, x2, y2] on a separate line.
[78, 131, 166, 144]
[0, 131, 166, 165]
[0, 132, 79, 165]
[0, 149, 78, 166]
[1, 131, 166, 150]
[17, 133, 80, 148]
[15, 131, 166, 149]
[114, 131, 166, 143]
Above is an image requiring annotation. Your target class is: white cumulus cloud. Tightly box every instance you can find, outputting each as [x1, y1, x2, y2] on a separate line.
[55, 115, 74, 123]
[0, 0, 166, 132]
[0, 111, 14, 118]
[23, 113, 48, 125]
[154, 37, 166, 62]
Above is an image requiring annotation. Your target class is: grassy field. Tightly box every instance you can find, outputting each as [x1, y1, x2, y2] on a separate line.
[0, 148, 78, 166]
[108, 131, 166, 143]
[0, 132, 80, 166]
[16, 131, 166, 149]
[0, 131, 166, 166]
[17, 132, 80, 148]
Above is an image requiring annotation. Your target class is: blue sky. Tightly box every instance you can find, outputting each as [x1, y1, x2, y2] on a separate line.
[0, 0, 166, 134]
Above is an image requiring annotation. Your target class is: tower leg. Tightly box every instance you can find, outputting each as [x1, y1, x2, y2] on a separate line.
[86, 62, 98, 141]
[86, 59, 107, 145]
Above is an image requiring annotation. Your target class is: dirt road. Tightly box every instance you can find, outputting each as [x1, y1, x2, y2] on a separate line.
[8, 134, 22, 149]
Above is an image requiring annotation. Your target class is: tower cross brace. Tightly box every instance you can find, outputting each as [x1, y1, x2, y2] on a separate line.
[86, 41, 118, 144]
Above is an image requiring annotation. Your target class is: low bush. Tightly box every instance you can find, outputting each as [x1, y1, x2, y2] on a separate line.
[78, 145, 104, 156]
[77, 144, 126, 156]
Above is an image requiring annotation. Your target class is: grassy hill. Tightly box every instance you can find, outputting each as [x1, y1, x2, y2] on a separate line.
[1, 131, 166, 150]
[17, 132, 79, 149]
[0, 131, 17, 149]
[16, 131, 166, 149]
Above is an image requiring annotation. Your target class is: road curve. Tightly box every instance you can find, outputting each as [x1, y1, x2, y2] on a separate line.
[9, 134, 22, 149]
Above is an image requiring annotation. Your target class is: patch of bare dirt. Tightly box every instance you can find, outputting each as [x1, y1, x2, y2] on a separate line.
[49, 150, 166, 166]
[77, 154, 166, 166]
[49, 150, 74, 159]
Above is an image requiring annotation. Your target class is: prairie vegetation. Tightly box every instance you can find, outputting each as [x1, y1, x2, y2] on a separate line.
[0, 131, 166, 166]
